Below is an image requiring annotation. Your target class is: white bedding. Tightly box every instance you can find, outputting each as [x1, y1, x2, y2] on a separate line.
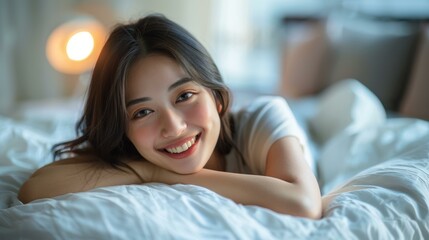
[1, 81, 429, 239]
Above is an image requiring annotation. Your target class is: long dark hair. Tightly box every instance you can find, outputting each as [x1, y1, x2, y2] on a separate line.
[53, 14, 236, 168]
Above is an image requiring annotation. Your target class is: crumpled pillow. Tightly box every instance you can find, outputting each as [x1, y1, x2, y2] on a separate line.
[309, 79, 386, 145]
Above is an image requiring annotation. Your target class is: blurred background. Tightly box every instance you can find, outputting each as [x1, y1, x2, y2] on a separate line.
[1, 0, 428, 120]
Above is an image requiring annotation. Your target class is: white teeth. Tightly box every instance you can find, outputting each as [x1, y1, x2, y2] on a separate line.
[166, 137, 196, 154]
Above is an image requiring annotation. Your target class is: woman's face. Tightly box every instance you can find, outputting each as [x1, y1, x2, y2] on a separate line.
[125, 54, 221, 174]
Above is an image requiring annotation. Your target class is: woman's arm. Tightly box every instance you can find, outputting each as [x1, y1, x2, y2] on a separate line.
[19, 138, 321, 218]
[18, 156, 151, 203]
[152, 137, 322, 219]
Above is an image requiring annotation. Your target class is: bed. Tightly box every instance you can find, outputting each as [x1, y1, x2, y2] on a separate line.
[0, 79, 428, 239]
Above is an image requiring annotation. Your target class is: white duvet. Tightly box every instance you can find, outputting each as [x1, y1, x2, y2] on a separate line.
[1, 80, 429, 239]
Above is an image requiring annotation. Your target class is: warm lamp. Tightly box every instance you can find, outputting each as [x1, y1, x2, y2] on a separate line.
[46, 16, 107, 75]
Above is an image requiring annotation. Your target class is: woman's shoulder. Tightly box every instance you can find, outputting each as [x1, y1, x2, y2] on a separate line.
[244, 95, 287, 110]
[233, 95, 292, 121]
[231, 95, 297, 142]
[231, 95, 299, 147]
[32, 155, 103, 176]
[228, 95, 297, 174]
[49, 154, 100, 166]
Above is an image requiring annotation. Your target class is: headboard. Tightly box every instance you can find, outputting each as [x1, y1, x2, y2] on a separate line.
[278, 15, 429, 121]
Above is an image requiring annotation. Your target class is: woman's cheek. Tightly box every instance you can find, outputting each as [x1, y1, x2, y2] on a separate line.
[189, 101, 217, 126]
[128, 124, 154, 153]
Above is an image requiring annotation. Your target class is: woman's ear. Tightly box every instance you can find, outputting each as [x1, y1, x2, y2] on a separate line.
[217, 103, 223, 113]
[212, 91, 223, 114]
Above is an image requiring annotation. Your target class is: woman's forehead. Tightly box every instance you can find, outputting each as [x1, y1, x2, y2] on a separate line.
[125, 55, 188, 92]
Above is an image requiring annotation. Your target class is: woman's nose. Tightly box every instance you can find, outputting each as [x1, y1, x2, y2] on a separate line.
[160, 108, 187, 138]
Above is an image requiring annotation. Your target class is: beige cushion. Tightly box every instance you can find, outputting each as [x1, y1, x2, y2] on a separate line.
[278, 21, 330, 98]
[400, 24, 429, 121]
[327, 17, 419, 111]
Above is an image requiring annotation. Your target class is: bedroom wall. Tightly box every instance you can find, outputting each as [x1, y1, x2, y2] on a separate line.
[0, 2, 16, 115]
[0, 0, 214, 115]
[2, 1, 427, 121]
[0, 0, 65, 114]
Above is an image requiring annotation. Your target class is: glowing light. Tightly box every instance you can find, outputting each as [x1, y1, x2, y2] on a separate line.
[66, 31, 94, 61]
[46, 17, 107, 74]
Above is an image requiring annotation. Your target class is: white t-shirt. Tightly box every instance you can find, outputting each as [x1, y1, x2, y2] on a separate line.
[225, 96, 314, 175]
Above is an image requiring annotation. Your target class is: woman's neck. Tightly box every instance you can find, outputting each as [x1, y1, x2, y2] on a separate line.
[204, 150, 225, 171]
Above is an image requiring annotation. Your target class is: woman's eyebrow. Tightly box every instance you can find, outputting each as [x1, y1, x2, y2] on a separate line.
[168, 77, 193, 91]
[126, 97, 151, 108]
[126, 77, 193, 108]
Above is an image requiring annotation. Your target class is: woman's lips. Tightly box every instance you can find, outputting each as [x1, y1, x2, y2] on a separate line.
[165, 136, 196, 154]
[160, 133, 201, 159]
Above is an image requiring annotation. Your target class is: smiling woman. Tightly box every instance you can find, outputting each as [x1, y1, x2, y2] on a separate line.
[18, 14, 321, 219]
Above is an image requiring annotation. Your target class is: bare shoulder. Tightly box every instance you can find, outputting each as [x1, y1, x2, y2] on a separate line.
[31, 155, 106, 177]
[49, 154, 101, 166]
[19, 154, 145, 203]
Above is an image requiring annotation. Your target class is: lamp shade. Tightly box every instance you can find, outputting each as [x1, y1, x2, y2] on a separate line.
[46, 16, 107, 74]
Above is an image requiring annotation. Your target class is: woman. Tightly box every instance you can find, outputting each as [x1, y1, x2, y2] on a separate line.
[18, 14, 321, 218]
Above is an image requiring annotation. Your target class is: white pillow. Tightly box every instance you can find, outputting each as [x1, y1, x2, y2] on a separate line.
[309, 79, 386, 145]
[318, 118, 429, 194]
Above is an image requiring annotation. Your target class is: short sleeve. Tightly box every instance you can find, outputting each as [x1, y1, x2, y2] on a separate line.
[232, 96, 314, 175]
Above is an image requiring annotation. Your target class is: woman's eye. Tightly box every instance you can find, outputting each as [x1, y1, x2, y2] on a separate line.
[176, 92, 194, 103]
[133, 109, 153, 119]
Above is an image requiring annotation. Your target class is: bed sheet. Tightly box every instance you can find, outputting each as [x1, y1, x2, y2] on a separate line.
[1, 80, 429, 239]
[1, 115, 428, 239]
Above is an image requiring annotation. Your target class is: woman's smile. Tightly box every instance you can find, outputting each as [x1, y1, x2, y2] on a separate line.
[160, 133, 201, 159]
